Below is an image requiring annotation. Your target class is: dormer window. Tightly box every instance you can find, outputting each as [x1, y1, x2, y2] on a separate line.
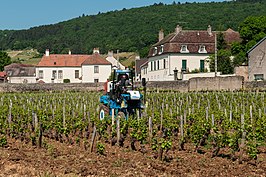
[159, 45, 164, 54]
[180, 45, 189, 53]
[153, 47, 158, 56]
[198, 45, 207, 53]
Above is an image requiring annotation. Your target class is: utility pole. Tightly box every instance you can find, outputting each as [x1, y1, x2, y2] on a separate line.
[215, 33, 217, 77]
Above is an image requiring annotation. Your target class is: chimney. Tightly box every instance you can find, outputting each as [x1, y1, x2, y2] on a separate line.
[135, 55, 140, 60]
[175, 25, 182, 34]
[159, 29, 164, 42]
[108, 50, 113, 57]
[45, 49, 49, 57]
[207, 25, 212, 36]
[93, 48, 100, 54]
[68, 50, 71, 55]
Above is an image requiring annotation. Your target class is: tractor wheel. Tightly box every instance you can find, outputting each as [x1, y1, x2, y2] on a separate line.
[99, 104, 109, 121]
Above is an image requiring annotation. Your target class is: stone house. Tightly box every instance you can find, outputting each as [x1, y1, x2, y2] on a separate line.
[247, 36, 266, 81]
[36, 49, 112, 83]
[4, 63, 36, 83]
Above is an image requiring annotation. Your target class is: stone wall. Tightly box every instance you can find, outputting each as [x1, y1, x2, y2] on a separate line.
[1, 76, 266, 93]
[189, 76, 244, 91]
[0, 83, 103, 92]
[244, 81, 266, 90]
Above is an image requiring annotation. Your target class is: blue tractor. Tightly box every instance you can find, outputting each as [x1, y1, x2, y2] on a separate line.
[99, 69, 145, 120]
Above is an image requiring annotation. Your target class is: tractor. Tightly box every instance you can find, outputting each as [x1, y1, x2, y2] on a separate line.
[99, 69, 145, 120]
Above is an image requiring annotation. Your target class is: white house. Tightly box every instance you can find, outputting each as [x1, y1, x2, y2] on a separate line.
[36, 49, 112, 83]
[146, 25, 240, 81]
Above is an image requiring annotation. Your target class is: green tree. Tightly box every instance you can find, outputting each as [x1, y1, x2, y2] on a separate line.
[231, 16, 266, 66]
[0, 51, 11, 71]
[210, 49, 233, 74]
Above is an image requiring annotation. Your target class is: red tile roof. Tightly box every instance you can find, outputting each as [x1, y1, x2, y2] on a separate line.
[82, 53, 111, 65]
[37, 53, 111, 67]
[0, 71, 6, 77]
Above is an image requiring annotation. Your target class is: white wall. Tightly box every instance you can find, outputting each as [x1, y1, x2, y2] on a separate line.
[36, 67, 82, 83]
[82, 65, 112, 83]
[147, 53, 210, 81]
[8, 77, 37, 83]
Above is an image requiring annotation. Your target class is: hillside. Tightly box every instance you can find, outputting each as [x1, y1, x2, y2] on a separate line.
[0, 0, 266, 57]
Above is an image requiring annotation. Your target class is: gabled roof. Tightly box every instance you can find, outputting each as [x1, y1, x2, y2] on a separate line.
[148, 26, 241, 57]
[37, 53, 111, 67]
[140, 60, 149, 68]
[82, 53, 111, 65]
[247, 36, 266, 54]
[135, 58, 148, 74]
[149, 30, 215, 57]
[4, 63, 35, 77]
[37, 54, 89, 67]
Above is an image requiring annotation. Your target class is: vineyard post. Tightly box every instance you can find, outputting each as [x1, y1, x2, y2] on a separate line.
[250, 105, 253, 125]
[229, 110, 232, 122]
[86, 112, 90, 139]
[116, 117, 120, 146]
[259, 108, 261, 119]
[8, 100, 12, 130]
[38, 122, 43, 148]
[160, 109, 163, 131]
[239, 114, 246, 163]
[184, 110, 187, 126]
[148, 117, 152, 141]
[206, 107, 209, 121]
[211, 114, 214, 126]
[63, 100, 66, 128]
[180, 115, 184, 139]
[90, 126, 97, 153]
[111, 109, 115, 127]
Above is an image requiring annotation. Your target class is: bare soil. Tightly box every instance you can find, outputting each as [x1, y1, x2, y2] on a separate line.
[0, 138, 265, 177]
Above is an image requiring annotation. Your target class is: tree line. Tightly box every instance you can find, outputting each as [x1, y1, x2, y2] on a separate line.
[0, 0, 265, 58]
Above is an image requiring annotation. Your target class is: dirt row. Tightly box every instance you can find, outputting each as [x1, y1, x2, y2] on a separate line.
[0, 138, 265, 177]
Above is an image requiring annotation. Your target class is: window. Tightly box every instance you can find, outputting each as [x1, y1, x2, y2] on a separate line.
[159, 45, 164, 54]
[58, 70, 63, 79]
[153, 47, 158, 56]
[75, 70, 79, 78]
[254, 74, 264, 81]
[182, 60, 187, 72]
[94, 66, 99, 73]
[200, 60, 205, 72]
[151, 62, 153, 71]
[94, 79, 99, 83]
[52, 70, 57, 79]
[157, 60, 160, 70]
[198, 45, 207, 53]
[163, 59, 166, 69]
[39, 70, 43, 79]
[180, 45, 189, 53]
[154, 61, 156, 71]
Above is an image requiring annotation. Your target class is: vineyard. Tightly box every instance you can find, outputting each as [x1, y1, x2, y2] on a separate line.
[0, 90, 266, 176]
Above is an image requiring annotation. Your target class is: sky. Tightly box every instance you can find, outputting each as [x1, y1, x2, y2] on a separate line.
[0, 0, 225, 30]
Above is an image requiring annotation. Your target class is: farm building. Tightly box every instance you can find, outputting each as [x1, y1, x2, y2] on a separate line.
[4, 63, 36, 83]
[36, 49, 112, 83]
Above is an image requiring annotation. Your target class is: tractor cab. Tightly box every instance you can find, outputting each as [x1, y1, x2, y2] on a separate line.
[99, 69, 144, 120]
